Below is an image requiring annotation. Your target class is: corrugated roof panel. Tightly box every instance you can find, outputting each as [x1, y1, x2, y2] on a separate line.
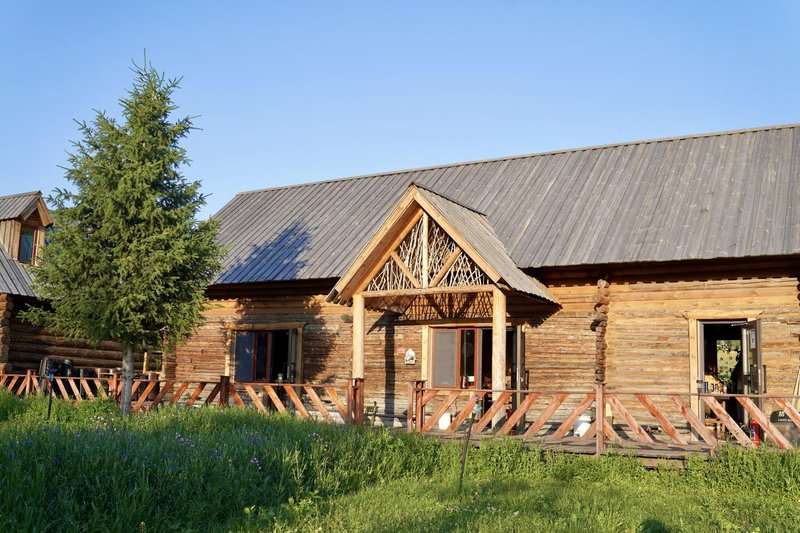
[212, 124, 800, 285]
[0, 191, 40, 222]
[0, 247, 35, 297]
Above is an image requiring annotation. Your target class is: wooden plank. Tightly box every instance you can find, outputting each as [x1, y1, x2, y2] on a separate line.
[702, 396, 753, 448]
[352, 294, 365, 379]
[669, 395, 717, 447]
[229, 386, 246, 407]
[150, 381, 175, 406]
[446, 391, 487, 434]
[363, 284, 493, 298]
[185, 383, 207, 408]
[422, 391, 462, 433]
[66, 378, 83, 402]
[130, 381, 143, 397]
[603, 418, 622, 443]
[429, 247, 462, 287]
[497, 392, 540, 436]
[773, 398, 800, 431]
[324, 386, 348, 419]
[579, 419, 598, 441]
[79, 379, 95, 400]
[244, 385, 267, 413]
[524, 393, 568, 439]
[474, 392, 513, 433]
[92, 379, 108, 398]
[421, 389, 439, 407]
[606, 394, 654, 444]
[491, 287, 507, 428]
[263, 385, 287, 413]
[390, 252, 421, 288]
[204, 383, 221, 405]
[55, 378, 70, 400]
[303, 386, 332, 421]
[737, 397, 791, 450]
[170, 382, 190, 405]
[636, 394, 688, 446]
[284, 385, 310, 418]
[551, 393, 594, 440]
[133, 381, 157, 412]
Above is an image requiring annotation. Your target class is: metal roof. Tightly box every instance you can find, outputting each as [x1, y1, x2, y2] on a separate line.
[214, 124, 800, 285]
[415, 186, 556, 302]
[0, 191, 42, 222]
[0, 246, 34, 297]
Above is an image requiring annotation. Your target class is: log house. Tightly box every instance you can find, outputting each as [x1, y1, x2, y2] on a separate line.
[173, 124, 800, 431]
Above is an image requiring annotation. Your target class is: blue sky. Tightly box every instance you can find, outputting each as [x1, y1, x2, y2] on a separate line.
[2, 2, 799, 218]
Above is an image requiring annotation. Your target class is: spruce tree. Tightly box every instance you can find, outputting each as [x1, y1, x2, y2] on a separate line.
[25, 61, 222, 416]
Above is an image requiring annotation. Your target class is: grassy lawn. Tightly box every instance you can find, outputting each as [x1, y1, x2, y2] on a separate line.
[0, 390, 798, 532]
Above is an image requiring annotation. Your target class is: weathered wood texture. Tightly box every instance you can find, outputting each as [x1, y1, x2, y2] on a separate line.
[175, 283, 422, 419]
[0, 220, 21, 261]
[5, 296, 126, 371]
[606, 275, 800, 394]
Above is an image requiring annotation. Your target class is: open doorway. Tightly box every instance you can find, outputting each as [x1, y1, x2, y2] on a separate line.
[699, 319, 763, 428]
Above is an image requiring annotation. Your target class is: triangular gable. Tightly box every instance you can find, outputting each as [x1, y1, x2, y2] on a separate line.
[327, 184, 557, 305]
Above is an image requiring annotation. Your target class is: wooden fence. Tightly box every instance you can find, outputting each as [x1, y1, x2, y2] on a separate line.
[407, 382, 800, 454]
[0, 370, 364, 422]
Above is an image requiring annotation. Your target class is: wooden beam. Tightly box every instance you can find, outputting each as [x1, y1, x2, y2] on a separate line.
[421, 212, 429, 288]
[362, 284, 493, 298]
[390, 252, 421, 288]
[429, 247, 462, 287]
[492, 287, 507, 427]
[352, 293, 365, 379]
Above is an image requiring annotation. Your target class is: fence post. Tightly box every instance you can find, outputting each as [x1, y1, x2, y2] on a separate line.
[110, 372, 119, 403]
[595, 383, 606, 456]
[219, 375, 230, 406]
[24, 369, 33, 396]
[407, 381, 415, 432]
[354, 378, 365, 425]
[415, 380, 425, 432]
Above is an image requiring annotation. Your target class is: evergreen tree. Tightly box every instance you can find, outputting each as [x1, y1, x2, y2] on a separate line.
[25, 61, 222, 416]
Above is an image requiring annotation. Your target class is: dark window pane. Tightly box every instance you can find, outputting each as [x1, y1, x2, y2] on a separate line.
[432, 329, 457, 388]
[19, 227, 35, 263]
[254, 332, 268, 380]
[269, 330, 290, 382]
[234, 332, 255, 382]
[460, 329, 476, 387]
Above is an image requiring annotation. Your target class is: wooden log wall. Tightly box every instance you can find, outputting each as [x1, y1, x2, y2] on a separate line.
[0, 293, 12, 369]
[177, 282, 422, 423]
[6, 296, 126, 372]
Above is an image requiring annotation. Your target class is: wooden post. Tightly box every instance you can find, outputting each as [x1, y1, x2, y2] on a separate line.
[352, 293, 365, 380]
[492, 287, 507, 427]
[24, 369, 33, 396]
[350, 378, 365, 425]
[415, 380, 425, 432]
[407, 381, 415, 432]
[110, 372, 119, 402]
[219, 375, 230, 406]
[346, 379, 354, 424]
[595, 384, 606, 456]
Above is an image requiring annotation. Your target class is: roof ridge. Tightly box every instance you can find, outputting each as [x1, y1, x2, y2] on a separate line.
[0, 190, 41, 200]
[413, 183, 487, 216]
[227, 123, 800, 201]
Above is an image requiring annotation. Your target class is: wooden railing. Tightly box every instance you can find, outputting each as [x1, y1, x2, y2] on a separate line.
[408, 382, 800, 453]
[0, 370, 364, 422]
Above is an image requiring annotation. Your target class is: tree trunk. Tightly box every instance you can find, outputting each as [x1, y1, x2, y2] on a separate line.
[120, 345, 134, 417]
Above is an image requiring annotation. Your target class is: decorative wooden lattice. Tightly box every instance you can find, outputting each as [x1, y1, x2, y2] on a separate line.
[366, 215, 490, 292]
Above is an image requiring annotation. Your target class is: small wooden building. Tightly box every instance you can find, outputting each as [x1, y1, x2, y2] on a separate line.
[172, 124, 800, 430]
[0, 191, 123, 373]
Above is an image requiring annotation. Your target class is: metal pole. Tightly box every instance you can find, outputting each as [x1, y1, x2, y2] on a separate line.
[458, 395, 482, 494]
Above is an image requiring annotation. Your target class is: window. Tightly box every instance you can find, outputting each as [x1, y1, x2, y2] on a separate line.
[431, 328, 479, 388]
[18, 226, 37, 263]
[233, 329, 300, 383]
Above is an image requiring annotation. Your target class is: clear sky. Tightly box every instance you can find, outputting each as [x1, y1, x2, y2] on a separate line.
[2, 1, 799, 219]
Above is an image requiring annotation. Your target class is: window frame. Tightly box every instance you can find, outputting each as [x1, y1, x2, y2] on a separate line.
[18, 224, 38, 264]
[228, 322, 304, 384]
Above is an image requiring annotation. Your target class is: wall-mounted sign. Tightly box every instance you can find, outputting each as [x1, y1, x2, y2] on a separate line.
[404, 348, 416, 365]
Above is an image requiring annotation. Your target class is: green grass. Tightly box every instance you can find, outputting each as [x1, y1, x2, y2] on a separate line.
[0, 389, 798, 532]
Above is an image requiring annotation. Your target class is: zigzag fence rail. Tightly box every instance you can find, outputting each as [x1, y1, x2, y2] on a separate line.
[0, 370, 363, 422]
[407, 382, 800, 454]
[3, 370, 799, 454]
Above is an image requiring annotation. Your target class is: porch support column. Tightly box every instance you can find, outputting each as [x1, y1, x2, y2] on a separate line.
[352, 293, 365, 379]
[492, 287, 507, 427]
